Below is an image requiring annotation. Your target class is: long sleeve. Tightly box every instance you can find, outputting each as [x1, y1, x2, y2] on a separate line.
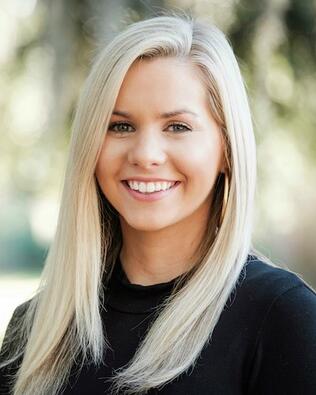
[247, 283, 316, 395]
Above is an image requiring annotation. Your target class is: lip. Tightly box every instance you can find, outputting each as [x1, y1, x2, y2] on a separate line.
[123, 177, 178, 182]
[121, 180, 181, 202]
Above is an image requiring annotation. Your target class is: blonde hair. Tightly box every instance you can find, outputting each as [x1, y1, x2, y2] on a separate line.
[0, 10, 277, 395]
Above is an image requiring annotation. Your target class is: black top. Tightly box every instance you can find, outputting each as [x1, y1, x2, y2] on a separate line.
[1, 254, 316, 394]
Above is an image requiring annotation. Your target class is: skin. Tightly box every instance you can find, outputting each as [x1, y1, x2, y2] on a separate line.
[95, 57, 226, 285]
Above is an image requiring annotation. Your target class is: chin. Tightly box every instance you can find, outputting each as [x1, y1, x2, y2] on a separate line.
[119, 214, 175, 232]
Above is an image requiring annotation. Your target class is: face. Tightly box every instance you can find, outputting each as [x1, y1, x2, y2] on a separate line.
[95, 57, 225, 233]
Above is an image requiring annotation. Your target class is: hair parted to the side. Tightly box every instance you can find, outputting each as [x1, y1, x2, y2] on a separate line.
[0, 10, 278, 395]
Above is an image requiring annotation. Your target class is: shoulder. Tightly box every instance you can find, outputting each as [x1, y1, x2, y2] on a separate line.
[0, 298, 33, 354]
[0, 299, 34, 394]
[228, 254, 316, 349]
[6, 298, 33, 328]
[12, 298, 33, 318]
[236, 254, 316, 309]
[242, 255, 316, 334]
[244, 254, 316, 335]
[242, 256, 316, 393]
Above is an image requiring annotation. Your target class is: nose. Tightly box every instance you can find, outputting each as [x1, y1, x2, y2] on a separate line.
[127, 130, 167, 169]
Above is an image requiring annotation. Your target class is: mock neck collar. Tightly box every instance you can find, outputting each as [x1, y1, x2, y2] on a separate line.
[104, 253, 255, 314]
[105, 256, 181, 314]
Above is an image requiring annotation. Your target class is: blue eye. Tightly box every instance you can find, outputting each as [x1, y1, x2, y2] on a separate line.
[167, 123, 191, 132]
[108, 122, 191, 134]
[108, 122, 133, 133]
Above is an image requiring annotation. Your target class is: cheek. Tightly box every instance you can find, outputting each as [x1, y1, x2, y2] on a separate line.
[95, 141, 120, 181]
[95, 154, 107, 183]
[178, 140, 223, 185]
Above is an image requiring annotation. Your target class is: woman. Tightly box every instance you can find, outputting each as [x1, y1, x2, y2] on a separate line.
[1, 12, 316, 395]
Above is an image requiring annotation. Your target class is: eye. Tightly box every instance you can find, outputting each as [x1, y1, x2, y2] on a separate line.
[107, 121, 192, 135]
[108, 122, 134, 133]
[166, 123, 191, 133]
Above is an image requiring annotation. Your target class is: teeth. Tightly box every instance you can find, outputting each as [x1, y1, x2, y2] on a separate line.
[127, 181, 176, 193]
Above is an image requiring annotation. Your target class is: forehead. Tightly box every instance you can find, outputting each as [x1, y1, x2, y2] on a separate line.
[115, 57, 209, 106]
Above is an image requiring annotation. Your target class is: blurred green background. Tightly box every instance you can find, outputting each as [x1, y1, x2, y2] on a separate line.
[1, 0, 316, 343]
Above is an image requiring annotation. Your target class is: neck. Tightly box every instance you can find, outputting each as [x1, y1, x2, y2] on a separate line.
[118, 211, 210, 286]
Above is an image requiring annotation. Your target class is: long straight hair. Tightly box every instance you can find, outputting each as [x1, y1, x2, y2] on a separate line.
[0, 11, 276, 395]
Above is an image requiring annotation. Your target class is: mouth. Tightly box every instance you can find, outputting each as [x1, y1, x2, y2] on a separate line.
[122, 180, 180, 192]
[120, 180, 181, 201]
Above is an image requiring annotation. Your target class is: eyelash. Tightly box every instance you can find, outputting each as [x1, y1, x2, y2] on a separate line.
[108, 121, 192, 134]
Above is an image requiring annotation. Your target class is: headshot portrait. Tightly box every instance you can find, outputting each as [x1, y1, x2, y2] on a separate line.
[0, 4, 315, 395]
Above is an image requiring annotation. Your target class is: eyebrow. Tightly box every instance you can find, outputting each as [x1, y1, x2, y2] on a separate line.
[112, 109, 199, 119]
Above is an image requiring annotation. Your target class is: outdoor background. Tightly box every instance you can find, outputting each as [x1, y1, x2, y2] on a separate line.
[1, 0, 316, 343]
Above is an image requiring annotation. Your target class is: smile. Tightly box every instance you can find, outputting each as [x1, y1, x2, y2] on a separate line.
[121, 180, 181, 202]
[126, 180, 176, 193]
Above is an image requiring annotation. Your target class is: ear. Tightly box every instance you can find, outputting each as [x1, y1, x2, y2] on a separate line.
[219, 131, 230, 173]
[219, 153, 228, 174]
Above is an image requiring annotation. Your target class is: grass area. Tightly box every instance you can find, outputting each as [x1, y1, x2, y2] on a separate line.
[0, 273, 40, 346]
